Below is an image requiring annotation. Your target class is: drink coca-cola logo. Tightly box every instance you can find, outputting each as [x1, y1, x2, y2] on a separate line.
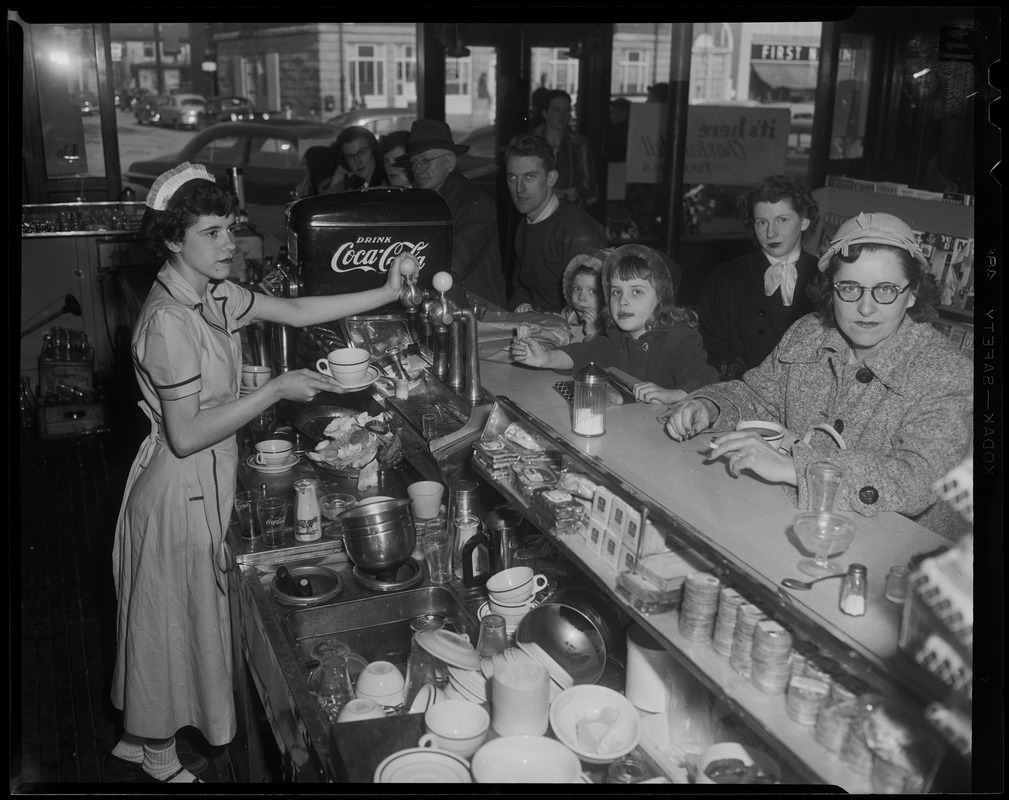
[330, 237, 430, 275]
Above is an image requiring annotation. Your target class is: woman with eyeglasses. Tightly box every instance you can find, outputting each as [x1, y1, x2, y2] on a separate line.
[322, 126, 389, 194]
[662, 212, 973, 539]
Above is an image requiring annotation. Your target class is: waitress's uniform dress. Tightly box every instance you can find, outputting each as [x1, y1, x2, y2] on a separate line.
[111, 264, 262, 744]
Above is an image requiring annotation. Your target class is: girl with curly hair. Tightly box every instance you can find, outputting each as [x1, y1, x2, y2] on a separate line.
[511, 244, 718, 404]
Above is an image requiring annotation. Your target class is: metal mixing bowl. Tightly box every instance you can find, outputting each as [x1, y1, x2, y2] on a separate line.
[515, 586, 624, 685]
[340, 498, 416, 574]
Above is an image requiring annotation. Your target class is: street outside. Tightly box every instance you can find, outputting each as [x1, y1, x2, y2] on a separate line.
[86, 109, 293, 244]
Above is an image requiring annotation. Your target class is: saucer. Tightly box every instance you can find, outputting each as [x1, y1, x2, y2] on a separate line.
[373, 747, 472, 783]
[328, 365, 381, 392]
[245, 453, 298, 473]
[414, 629, 481, 671]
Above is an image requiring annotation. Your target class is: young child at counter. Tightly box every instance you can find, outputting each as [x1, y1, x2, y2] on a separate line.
[107, 162, 404, 783]
[551, 250, 606, 342]
[510, 243, 718, 404]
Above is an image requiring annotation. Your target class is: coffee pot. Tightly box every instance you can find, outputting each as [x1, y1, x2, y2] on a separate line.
[462, 505, 525, 585]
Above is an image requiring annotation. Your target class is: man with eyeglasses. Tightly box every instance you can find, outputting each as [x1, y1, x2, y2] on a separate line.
[396, 120, 506, 307]
[663, 212, 973, 540]
[698, 174, 820, 381]
[504, 135, 606, 313]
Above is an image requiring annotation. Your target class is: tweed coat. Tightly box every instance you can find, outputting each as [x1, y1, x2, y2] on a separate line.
[688, 313, 973, 539]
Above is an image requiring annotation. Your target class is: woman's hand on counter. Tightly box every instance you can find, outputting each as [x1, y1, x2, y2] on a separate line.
[663, 398, 718, 440]
[633, 382, 685, 405]
[706, 430, 797, 485]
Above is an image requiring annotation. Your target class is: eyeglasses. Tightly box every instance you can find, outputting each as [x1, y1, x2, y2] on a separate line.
[832, 281, 913, 304]
[343, 146, 371, 162]
[409, 153, 451, 172]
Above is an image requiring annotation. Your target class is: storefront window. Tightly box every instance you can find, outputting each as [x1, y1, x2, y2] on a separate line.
[829, 35, 873, 161]
[32, 23, 107, 181]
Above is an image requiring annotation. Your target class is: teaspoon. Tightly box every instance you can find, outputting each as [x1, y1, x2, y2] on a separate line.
[780, 573, 846, 591]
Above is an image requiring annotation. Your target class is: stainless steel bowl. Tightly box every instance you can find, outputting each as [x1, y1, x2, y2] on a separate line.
[341, 506, 417, 575]
[516, 586, 624, 685]
[339, 497, 412, 527]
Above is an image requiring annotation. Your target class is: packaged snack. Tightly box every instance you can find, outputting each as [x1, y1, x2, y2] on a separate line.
[503, 422, 547, 452]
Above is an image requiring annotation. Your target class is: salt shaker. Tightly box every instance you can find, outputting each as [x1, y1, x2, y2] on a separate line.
[839, 563, 868, 616]
[293, 478, 323, 542]
[572, 362, 609, 437]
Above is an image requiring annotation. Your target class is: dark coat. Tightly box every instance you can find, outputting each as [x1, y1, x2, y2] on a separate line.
[697, 248, 819, 375]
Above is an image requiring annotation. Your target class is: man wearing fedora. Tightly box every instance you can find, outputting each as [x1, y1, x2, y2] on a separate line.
[397, 120, 507, 308]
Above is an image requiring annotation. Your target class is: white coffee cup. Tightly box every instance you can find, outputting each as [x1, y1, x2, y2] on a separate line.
[355, 660, 405, 701]
[736, 420, 786, 447]
[316, 347, 371, 386]
[241, 364, 272, 388]
[486, 567, 548, 604]
[336, 697, 386, 723]
[418, 699, 490, 759]
[254, 439, 294, 465]
[407, 481, 445, 520]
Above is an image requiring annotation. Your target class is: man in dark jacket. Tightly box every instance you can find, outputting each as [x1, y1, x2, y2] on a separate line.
[398, 120, 506, 307]
[697, 174, 820, 380]
[505, 135, 607, 312]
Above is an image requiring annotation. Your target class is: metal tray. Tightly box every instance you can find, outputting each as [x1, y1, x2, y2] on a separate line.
[271, 565, 345, 607]
[291, 405, 361, 442]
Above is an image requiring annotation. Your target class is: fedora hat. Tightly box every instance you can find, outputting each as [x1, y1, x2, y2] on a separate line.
[397, 119, 468, 163]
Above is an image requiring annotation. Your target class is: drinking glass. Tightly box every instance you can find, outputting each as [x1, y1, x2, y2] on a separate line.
[793, 511, 857, 577]
[319, 493, 357, 539]
[257, 497, 288, 548]
[422, 530, 453, 585]
[312, 654, 355, 724]
[477, 613, 508, 658]
[807, 461, 846, 512]
[248, 407, 277, 444]
[402, 648, 439, 708]
[234, 489, 264, 539]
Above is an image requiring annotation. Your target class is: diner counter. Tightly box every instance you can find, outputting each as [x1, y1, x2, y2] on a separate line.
[475, 361, 950, 743]
[478, 360, 946, 677]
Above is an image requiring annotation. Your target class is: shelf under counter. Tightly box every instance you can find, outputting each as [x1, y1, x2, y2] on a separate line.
[473, 361, 956, 788]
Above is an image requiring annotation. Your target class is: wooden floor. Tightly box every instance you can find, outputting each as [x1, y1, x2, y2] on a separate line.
[13, 428, 235, 790]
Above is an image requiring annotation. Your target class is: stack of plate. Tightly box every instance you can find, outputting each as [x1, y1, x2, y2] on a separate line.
[447, 665, 488, 704]
[413, 629, 481, 671]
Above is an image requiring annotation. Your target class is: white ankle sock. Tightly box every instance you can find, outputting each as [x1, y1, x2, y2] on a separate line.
[111, 734, 145, 764]
[143, 739, 196, 782]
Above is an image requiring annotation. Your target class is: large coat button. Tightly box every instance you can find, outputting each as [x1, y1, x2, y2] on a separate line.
[858, 486, 879, 504]
[833, 419, 844, 434]
[856, 367, 874, 383]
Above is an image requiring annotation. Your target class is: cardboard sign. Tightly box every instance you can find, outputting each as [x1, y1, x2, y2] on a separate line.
[626, 104, 790, 185]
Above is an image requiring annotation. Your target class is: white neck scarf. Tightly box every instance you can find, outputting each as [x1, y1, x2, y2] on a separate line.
[764, 259, 798, 306]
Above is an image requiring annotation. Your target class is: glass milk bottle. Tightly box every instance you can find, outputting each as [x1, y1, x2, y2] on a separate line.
[293, 478, 323, 542]
[572, 362, 609, 437]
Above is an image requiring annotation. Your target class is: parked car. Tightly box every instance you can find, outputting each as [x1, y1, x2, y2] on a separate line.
[135, 95, 169, 125]
[201, 96, 257, 125]
[120, 87, 155, 111]
[324, 107, 417, 138]
[157, 93, 207, 130]
[72, 90, 100, 115]
[122, 120, 344, 242]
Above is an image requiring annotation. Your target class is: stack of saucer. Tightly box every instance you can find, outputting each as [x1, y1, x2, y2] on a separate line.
[729, 603, 767, 678]
[447, 665, 489, 704]
[678, 572, 722, 643]
[749, 620, 794, 694]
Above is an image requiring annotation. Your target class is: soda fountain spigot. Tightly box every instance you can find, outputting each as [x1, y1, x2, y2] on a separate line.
[427, 271, 457, 384]
[426, 272, 482, 404]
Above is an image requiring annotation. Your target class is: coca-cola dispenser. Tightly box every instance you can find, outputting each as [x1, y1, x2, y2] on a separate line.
[284, 186, 454, 308]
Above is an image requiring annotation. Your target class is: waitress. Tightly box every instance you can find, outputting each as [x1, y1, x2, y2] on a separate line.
[108, 162, 404, 783]
[663, 212, 973, 539]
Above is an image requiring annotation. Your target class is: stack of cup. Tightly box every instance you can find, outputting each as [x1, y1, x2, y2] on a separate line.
[408, 481, 445, 522]
[625, 624, 675, 713]
[485, 567, 548, 636]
